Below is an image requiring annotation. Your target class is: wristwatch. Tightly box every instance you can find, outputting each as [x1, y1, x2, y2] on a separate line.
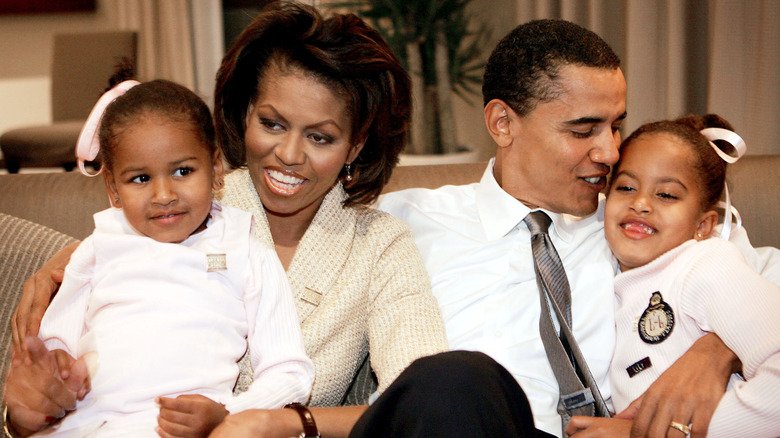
[284, 402, 321, 438]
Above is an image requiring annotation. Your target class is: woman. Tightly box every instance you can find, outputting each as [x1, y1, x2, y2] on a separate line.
[5, 2, 448, 437]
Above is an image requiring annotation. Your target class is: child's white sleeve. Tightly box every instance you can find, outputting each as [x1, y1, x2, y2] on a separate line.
[38, 236, 96, 357]
[225, 237, 314, 413]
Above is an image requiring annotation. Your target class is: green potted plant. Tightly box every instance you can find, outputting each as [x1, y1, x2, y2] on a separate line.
[336, 0, 489, 159]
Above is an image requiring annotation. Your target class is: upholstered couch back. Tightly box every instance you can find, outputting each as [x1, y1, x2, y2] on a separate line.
[1, 156, 778, 247]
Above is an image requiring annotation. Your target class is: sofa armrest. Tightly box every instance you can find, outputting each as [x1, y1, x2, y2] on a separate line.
[0, 214, 79, 406]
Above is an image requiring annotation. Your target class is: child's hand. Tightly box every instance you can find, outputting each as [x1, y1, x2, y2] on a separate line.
[156, 394, 228, 438]
[54, 349, 92, 400]
[566, 415, 633, 437]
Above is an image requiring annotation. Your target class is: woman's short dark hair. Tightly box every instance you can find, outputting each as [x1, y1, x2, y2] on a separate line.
[215, 1, 411, 206]
[616, 114, 734, 211]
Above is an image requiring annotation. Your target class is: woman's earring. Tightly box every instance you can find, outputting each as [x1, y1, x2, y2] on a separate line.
[344, 162, 353, 182]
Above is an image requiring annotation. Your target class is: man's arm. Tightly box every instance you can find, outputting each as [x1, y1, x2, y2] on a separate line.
[618, 333, 738, 438]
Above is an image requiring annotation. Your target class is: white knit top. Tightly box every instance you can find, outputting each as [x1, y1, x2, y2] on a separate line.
[37, 203, 313, 436]
[611, 238, 780, 438]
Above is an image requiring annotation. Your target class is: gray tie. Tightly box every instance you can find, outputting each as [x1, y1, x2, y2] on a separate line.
[524, 211, 610, 434]
[524, 211, 572, 328]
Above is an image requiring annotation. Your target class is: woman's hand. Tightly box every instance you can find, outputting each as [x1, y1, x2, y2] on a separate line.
[208, 409, 296, 438]
[622, 333, 737, 438]
[567, 416, 632, 437]
[207, 405, 367, 438]
[4, 337, 90, 436]
[12, 242, 79, 352]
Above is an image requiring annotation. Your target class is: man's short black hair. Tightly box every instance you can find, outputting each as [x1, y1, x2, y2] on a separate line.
[482, 19, 620, 116]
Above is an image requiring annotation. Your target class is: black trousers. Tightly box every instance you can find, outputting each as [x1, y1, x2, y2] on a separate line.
[349, 350, 555, 438]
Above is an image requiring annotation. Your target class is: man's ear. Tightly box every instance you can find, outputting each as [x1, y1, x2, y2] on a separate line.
[104, 170, 121, 208]
[695, 210, 719, 240]
[484, 99, 513, 148]
[211, 148, 226, 192]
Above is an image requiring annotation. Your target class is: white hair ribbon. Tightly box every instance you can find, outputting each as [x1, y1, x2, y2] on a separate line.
[700, 127, 747, 240]
[76, 80, 141, 177]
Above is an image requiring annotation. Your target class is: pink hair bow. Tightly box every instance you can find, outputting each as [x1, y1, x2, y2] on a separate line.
[76, 80, 141, 176]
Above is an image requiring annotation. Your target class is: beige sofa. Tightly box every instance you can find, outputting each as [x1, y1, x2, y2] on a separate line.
[0, 157, 778, 410]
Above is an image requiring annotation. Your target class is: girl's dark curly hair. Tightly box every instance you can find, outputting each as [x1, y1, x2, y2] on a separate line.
[616, 114, 735, 211]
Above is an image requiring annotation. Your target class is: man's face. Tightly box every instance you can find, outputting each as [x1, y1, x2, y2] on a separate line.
[497, 64, 627, 217]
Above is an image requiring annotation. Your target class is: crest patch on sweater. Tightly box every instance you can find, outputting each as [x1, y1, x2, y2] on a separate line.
[638, 291, 674, 344]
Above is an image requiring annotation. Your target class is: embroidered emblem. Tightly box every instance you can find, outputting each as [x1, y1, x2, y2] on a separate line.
[301, 287, 322, 306]
[206, 254, 227, 272]
[626, 356, 652, 378]
[638, 291, 674, 344]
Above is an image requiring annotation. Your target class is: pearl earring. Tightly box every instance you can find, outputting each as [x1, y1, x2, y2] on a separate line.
[344, 162, 353, 182]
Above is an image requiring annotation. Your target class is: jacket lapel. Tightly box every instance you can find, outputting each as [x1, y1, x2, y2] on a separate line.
[286, 184, 357, 322]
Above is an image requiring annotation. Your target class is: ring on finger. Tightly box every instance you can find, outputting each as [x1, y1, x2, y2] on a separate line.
[669, 421, 691, 436]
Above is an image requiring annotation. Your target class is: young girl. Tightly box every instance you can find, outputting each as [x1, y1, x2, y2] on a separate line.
[568, 114, 780, 438]
[25, 78, 314, 437]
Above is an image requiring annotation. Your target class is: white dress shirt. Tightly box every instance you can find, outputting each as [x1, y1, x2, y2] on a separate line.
[380, 160, 618, 437]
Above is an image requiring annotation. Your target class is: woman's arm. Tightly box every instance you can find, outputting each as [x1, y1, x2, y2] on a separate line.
[364, 219, 449, 392]
[12, 242, 78, 351]
[209, 406, 367, 438]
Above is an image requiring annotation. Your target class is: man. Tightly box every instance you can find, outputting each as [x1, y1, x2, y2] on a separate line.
[379, 19, 760, 438]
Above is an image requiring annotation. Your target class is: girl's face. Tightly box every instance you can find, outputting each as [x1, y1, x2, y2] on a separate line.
[243, 64, 362, 222]
[105, 116, 223, 243]
[605, 133, 717, 271]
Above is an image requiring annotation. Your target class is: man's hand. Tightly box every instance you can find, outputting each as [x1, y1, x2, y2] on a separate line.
[12, 242, 78, 353]
[623, 333, 738, 438]
[156, 394, 229, 438]
[4, 337, 89, 436]
[567, 415, 633, 437]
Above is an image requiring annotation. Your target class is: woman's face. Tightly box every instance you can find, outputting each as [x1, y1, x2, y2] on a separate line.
[244, 64, 362, 220]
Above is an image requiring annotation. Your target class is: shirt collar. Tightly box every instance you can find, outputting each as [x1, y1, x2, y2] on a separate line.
[475, 158, 578, 242]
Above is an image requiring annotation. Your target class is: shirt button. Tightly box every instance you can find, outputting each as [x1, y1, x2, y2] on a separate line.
[495, 331, 502, 338]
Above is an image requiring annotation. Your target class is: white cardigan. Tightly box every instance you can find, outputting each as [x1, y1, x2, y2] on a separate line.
[611, 238, 780, 438]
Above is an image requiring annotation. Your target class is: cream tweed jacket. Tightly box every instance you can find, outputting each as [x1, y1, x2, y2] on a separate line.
[217, 169, 448, 406]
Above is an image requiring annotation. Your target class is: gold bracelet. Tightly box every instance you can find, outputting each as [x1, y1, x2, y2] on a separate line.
[3, 406, 19, 438]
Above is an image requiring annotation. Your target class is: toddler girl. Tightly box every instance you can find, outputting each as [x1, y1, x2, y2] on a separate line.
[28, 78, 314, 437]
[569, 114, 780, 437]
